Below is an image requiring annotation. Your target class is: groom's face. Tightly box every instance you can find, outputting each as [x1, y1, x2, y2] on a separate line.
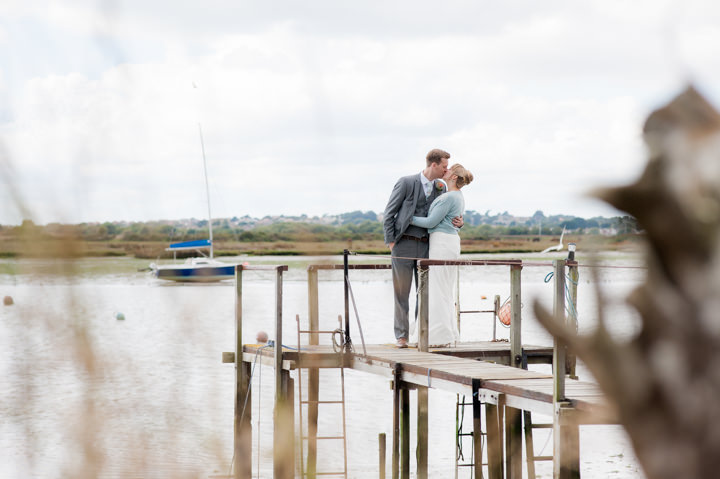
[429, 158, 449, 180]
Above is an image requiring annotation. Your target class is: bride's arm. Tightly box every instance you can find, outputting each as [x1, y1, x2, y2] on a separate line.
[411, 197, 452, 229]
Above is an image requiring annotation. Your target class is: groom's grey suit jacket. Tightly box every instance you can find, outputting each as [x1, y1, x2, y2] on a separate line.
[383, 173, 445, 244]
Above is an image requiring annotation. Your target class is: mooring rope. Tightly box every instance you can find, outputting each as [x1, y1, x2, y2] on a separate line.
[345, 275, 368, 356]
[544, 270, 580, 324]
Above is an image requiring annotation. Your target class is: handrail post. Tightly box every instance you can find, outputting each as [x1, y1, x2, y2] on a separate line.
[506, 263, 523, 479]
[552, 260, 579, 478]
[273, 266, 293, 479]
[552, 259, 566, 402]
[567, 260, 579, 379]
[509, 264, 522, 368]
[416, 261, 430, 478]
[343, 250, 352, 352]
[306, 266, 320, 478]
[418, 262, 429, 353]
[234, 265, 251, 479]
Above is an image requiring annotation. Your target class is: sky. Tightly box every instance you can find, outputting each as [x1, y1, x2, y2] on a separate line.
[1, 0, 720, 225]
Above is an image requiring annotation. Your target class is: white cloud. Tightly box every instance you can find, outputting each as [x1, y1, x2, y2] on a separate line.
[1, 0, 719, 224]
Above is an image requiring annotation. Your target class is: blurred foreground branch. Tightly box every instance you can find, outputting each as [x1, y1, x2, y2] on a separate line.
[535, 86, 720, 479]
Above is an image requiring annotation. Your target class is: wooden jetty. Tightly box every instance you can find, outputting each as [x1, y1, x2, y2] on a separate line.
[223, 257, 618, 479]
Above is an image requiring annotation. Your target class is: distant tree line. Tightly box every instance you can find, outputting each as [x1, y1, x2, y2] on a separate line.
[0, 211, 641, 243]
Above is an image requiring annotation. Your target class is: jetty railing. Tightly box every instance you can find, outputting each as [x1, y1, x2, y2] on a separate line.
[229, 257, 585, 479]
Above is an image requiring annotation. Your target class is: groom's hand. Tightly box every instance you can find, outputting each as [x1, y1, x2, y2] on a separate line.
[388, 242, 395, 251]
[452, 215, 464, 228]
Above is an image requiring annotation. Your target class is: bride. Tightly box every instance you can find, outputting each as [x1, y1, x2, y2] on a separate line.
[409, 163, 474, 346]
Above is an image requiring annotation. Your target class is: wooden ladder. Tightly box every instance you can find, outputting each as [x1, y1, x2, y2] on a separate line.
[296, 315, 348, 478]
[523, 411, 553, 479]
[454, 394, 488, 477]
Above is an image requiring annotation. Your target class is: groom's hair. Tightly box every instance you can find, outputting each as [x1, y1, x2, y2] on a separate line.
[426, 148, 450, 166]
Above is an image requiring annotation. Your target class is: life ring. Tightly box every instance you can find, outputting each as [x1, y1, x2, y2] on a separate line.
[498, 301, 512, 326]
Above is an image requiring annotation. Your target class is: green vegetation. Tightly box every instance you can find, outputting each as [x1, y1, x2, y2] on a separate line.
[0, 211, 643, 258]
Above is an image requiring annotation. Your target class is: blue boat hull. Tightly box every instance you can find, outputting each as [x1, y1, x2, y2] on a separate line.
[151, 259, 236, 282]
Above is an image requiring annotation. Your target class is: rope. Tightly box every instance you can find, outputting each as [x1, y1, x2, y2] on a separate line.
[543, 269, 580, 323]
[332, 328, 345, 353]
[456, 394, 466, 462]
[345, 275, 368, 356]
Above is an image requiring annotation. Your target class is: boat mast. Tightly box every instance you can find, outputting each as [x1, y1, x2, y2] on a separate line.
[198, 123, 214, 259]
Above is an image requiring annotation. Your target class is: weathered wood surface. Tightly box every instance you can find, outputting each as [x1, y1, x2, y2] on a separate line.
[243, 343, 614, 421]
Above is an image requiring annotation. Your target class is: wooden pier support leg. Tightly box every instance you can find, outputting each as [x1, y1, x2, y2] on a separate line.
[234, 360, 252, 479]
[505, 406, 522, 479]
[274, 369, 295, 479]
[523, 410, 537, 479]
[306, 368, 319, 478]
[416, 386, 428, 479]
[233, 265, 251, 479]
[554, 403, 580, 479]
[401, 386, 411, 479]
[379, 433, 387, 479]
[485, 403, 503, 479]
[307, 267, 320, 478]
[471, 379, 483, 479]
[392, 367, 401, 479]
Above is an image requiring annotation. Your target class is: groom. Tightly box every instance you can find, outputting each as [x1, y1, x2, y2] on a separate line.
[383, 148, 463, 348]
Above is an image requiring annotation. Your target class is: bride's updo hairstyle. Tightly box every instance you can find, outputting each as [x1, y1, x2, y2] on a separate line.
[451, 164, 474, 188]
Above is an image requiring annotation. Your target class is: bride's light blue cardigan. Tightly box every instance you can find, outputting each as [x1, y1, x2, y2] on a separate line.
[410, 191, 464, 235]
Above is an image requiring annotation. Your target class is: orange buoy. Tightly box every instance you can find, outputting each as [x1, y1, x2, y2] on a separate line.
[498, 302, 511, 326]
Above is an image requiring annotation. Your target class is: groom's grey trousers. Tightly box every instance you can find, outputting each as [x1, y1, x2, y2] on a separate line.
[391, 237, 429, 340]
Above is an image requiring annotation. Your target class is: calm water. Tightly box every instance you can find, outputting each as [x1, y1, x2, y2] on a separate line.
[0, 252, 646, 478]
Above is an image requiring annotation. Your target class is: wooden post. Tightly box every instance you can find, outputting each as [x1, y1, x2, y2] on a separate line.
[554, 404, 580, 479]
[392, 366, 401, 479]
[273, 267, 294, 479]
[273, 369, 295, 479]
[418, 263, 429, 353]
[509, 264, 522, 368]
[567, 261, 579, 379]
[505, 406, 522, 479]
[416, 263, 429, 479]
[417, 386, 428, 479]
[552, 260, 566, 403]
[401, 386, 410, 479]
[507, 264, 523, 479]
[485, 403, 503, 479]
[552, 260, 580, 478]
[471, 379, 483, 479]
[234, 265, 251, 479]
[306, 267, 320, 478]
[379, 433, 387, 479]
[523, 410, 536, 479]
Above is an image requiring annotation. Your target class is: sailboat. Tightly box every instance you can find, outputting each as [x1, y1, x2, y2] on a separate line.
[149, 124, 236, 282]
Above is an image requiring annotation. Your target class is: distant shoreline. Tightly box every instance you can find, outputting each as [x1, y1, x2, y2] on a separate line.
[0, 234, 644, 258]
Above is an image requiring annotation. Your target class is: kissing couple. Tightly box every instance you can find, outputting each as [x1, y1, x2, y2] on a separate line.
[383, 148, 474, 348]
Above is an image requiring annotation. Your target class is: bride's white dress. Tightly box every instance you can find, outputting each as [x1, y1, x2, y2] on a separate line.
[409, 230, 460, 345]
[408, 189, 464, 346]
[426, 231, 460, 345]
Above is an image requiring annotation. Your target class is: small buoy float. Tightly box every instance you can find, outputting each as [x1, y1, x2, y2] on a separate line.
[115, 312, 125, 321]
[3, 296, 13, 306]
[481, 295, 487, 300]
[498, 302, 511, 326]
[256, 330, 268, 343]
